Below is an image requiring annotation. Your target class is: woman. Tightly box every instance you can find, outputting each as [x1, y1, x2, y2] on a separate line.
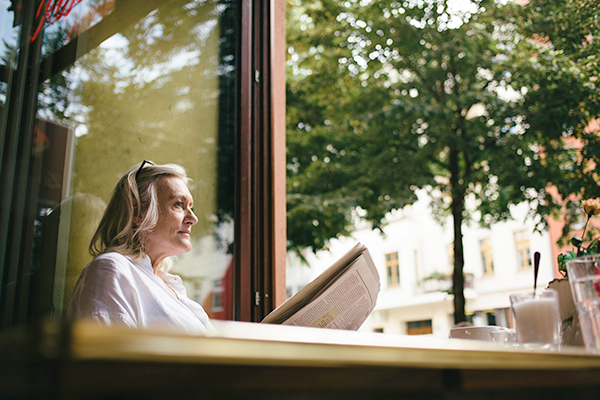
[67, 161, 216, 334]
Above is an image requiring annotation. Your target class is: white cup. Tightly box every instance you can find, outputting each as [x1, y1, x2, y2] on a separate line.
[509, 289, 560, 349]
[449, 325, 501, 341]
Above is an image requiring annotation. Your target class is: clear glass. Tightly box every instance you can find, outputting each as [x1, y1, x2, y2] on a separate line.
[566, 256, 600, 354]
[0, 0, 18, 120]
[509, 289, 560, 349]
[490, 328, 516, 347]
[2, 0, 237, 321]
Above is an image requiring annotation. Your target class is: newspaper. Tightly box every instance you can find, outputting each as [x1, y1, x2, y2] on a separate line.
[261, 243, 380, 330]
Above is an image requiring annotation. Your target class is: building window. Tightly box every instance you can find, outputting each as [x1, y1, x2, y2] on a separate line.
[514, 230, 532, 269]
[479, 238, 494, 275]
[373, 327, 384, 333]
[406, 320, 432, 335]
[385, 252, 400, 287]
[211, 280, 224, 312]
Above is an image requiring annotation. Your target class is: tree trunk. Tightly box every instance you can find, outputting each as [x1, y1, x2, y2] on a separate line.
[451, 196, 466, 324]
[449, 147, 466, 324]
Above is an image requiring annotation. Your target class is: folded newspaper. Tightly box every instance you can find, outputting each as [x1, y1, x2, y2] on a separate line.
[261, 243, 380, 330]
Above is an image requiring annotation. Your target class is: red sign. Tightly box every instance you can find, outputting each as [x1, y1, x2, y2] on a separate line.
[31, 0, 84, 43]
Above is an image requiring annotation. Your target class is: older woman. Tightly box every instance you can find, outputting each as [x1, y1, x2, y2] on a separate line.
[67, 161, 215, 334]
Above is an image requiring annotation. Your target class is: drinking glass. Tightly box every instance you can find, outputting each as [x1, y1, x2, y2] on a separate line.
[509, 289, 560, 349]
[490, 328, 516, 347]
[566, 256, 600, 354]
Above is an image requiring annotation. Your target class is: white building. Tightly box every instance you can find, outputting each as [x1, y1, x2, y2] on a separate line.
[286, 191, 557, 338]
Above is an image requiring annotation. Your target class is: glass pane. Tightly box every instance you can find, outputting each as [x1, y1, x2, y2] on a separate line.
[7, 0, 237, 322]
[0, 0, 18, 125]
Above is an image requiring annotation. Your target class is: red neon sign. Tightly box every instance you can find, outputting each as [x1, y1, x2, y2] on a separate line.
[31, 0, 84, 43]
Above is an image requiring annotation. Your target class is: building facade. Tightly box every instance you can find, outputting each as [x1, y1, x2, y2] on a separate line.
[287, 190, 558, 337]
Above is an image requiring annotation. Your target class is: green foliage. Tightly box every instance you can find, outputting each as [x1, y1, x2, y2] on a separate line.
[286, 0, 599, 322]
[287, 0, 572, 251]
[515, 0, 600, 238]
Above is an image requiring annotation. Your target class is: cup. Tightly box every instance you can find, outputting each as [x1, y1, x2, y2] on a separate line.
[509, 289, 560, 349]
[490, 328, 516, 347]
[566, 256, 600, 354]
[449, 325, 499, 341]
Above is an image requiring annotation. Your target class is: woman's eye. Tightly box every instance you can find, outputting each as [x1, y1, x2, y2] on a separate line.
[175, 201, 184, 208]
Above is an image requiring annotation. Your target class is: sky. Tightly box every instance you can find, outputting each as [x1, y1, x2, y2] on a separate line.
[0, 0, 17, 60]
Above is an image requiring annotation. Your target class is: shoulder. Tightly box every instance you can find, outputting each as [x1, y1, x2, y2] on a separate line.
[94, 251, 130, 263]
[84, 252, 135, 278]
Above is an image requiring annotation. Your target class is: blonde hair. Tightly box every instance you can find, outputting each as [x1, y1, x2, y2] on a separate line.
[89, 161, 190, 271]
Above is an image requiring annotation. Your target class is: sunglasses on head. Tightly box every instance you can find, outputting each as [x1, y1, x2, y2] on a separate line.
[135, 160, 155, 180]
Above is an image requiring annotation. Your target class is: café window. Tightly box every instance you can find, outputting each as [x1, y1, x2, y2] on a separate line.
[514, 230, 532, 270]
[0, 0, 283, 328]
[479, 237, 494, 275]
[385, 251, 400, 287]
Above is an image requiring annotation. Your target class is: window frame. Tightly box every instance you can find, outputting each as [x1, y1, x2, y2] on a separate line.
[236, 0, 286, 322]
[0, 0, 286, 327]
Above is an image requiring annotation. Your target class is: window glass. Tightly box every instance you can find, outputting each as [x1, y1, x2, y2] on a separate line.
[479, 237, 494, 275]
[0, 1, 16, 108]
[514, 230, 532, 270]
[385, 251, 400, 287]
[0, 0, 237, 323]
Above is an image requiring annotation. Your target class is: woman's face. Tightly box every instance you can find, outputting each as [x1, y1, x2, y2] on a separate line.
[144, 176, 198, 267]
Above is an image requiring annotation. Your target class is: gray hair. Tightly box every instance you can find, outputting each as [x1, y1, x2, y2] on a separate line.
[89, 161, 190, 271]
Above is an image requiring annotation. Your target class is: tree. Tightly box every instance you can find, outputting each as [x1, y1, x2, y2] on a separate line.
[286, 0, 597, 323]
[286, 0, 434, 256]
[514, 0, 600, 239]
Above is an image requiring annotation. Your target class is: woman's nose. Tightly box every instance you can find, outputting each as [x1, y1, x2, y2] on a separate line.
[186, 208, 198, 225]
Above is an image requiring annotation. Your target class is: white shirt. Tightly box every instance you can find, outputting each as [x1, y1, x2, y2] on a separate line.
[67, 252, 216, 335]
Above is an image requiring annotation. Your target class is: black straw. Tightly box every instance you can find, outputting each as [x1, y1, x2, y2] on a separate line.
[533, 251, 541, 296]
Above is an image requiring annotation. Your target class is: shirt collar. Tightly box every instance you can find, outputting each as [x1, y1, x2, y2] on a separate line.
[128, 254, 154, 274]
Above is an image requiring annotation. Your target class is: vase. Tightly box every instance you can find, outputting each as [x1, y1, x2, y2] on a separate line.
[547, 278, 584, 347]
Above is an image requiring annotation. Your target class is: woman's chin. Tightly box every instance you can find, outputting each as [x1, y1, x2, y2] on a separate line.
[181, 241, 193, 254]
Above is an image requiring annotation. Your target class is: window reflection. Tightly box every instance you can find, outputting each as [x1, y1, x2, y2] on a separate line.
[0, 0, 237, 323]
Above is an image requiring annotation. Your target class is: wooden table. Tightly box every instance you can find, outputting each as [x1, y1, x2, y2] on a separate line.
[2, 320, 600, 399]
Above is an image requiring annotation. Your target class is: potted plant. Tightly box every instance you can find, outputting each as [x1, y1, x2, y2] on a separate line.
[551, 199, 600, 347]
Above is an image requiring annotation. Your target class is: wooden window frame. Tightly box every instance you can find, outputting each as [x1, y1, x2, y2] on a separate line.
[0, 0, 286, 327]
[236, 0, 286, 322]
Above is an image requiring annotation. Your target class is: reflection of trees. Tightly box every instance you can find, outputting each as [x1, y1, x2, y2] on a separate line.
[38, 25, 72, 123]
[215, 0, 236, 236]
[70, 0, 236, 244]
[0, 9, 18, 105]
